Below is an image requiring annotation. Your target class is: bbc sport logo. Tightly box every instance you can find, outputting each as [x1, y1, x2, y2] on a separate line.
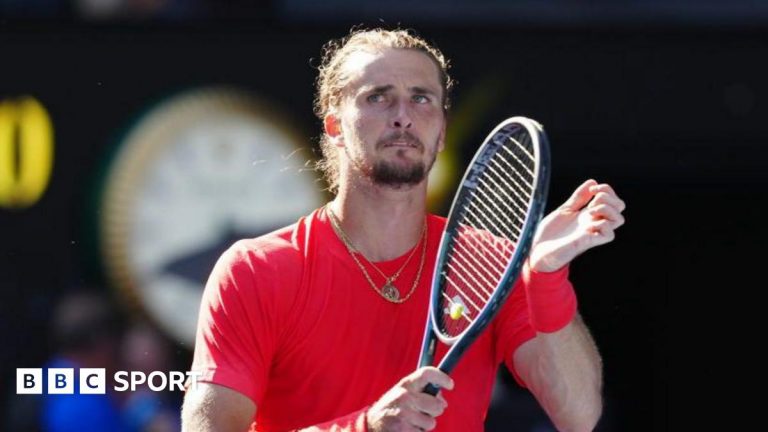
[16, 368, 202, 394]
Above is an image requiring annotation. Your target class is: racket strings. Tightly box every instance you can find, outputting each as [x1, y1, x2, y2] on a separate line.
[485, 162, 531, 211]
[441, 271, 485, 313]
[451, 240, 504, 291]
[438, 128, 536, 337]
[500, 138, 535, 177]
[492, 154, 533, 193]
[445, 261, 493, 300]
[462, 138, 535, 240]
[462, 197, 520, 240]
[467, 186, 522, 237]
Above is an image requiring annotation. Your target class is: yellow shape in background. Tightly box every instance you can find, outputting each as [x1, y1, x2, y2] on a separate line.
[0, 97, 54, 209]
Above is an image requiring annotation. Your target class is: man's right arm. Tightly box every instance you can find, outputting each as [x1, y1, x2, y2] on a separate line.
[182, 382, 256, 432]
[181, 367, 453, 432]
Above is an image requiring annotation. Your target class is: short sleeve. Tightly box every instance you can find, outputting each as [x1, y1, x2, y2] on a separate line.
[492, 279, 536, 388]
[190, 240, 280, 405]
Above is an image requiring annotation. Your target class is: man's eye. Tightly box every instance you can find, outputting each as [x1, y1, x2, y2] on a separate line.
[413, 95, 430, 104]
[367, 94, 385, 103]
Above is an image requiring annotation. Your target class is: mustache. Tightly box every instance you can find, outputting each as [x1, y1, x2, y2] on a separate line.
[377, 132, 423, 148]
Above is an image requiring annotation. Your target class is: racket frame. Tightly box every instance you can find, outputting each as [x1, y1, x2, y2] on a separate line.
[417, 116, 551, 376]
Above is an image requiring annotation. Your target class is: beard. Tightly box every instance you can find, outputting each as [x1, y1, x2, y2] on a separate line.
[369, 132, 438, 188]
[371, 155, 427, 187]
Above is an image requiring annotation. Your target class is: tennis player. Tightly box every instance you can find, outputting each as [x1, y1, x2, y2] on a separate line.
[182, 28, 625, 432]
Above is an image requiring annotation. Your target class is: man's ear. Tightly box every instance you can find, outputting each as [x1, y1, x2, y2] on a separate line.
[324, 114, 343, 146]
[437, 122, 446, 152]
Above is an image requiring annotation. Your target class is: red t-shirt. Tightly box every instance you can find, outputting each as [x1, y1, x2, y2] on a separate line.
[191, 208, 536, 431]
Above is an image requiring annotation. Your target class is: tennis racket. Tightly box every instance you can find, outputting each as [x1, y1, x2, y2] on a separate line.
[417, 116, 550, 395]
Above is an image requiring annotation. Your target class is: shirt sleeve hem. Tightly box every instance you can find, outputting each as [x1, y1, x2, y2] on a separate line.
[191, 367, 261, 405]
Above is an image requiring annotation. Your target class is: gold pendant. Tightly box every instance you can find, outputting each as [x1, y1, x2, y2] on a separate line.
[381, 282, 400, 301]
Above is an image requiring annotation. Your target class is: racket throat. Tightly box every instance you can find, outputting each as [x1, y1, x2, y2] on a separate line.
[418, 334, 438, 368]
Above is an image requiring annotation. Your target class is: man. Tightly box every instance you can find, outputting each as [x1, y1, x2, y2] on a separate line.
[182, 28, 625, 432]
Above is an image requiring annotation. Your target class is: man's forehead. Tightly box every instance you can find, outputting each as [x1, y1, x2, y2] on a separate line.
[342, 48, 442, 94]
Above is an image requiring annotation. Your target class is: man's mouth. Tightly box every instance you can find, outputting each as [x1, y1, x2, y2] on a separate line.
[380, 133, 421, 149]
[384, 140, 417, 148]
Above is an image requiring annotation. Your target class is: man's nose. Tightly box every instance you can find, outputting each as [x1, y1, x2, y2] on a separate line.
[390, 101, 413, 129]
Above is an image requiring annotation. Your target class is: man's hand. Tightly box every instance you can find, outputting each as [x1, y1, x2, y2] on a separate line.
[529, 179, 626, 272]
[366, 367, 454, 432]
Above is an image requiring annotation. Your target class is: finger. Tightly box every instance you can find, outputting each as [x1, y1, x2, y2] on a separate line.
[588, 182, 616, 196]
[588, 192, 626, 213]
[587, 195, 626, 216]
[588, 186, 626, 212]
[407, 367, 454, 391]
[409, 392, 447, 417]
[588, 204, 625, 228]
[560, 179, 598, 211]
[587, 220, 616, 246]
[402, 409, 438, 431]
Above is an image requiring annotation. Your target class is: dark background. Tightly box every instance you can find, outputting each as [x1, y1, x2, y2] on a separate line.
[2, 2, 765, 430]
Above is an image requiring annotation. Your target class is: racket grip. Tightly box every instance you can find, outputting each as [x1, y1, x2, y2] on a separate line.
[422, 383, 440, 396]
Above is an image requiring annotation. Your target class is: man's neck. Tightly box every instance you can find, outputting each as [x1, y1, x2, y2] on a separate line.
[330, 178, 428, 262]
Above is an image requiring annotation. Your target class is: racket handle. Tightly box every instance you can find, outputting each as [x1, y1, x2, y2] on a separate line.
[422, 383, 440, 396]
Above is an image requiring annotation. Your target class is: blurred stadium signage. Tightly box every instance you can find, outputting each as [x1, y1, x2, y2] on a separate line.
[99, 87, 324, 346]
[0, 96, 54, 209]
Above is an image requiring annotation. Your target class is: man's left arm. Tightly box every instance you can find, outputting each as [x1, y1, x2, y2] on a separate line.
[511, 179, 625, 431]
[513, 314, 603, 432]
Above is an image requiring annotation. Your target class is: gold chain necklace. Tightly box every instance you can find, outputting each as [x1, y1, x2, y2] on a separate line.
[327, 207, 427, 303]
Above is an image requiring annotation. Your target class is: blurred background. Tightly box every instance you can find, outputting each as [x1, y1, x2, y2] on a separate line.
[2, 0, 764, 430]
